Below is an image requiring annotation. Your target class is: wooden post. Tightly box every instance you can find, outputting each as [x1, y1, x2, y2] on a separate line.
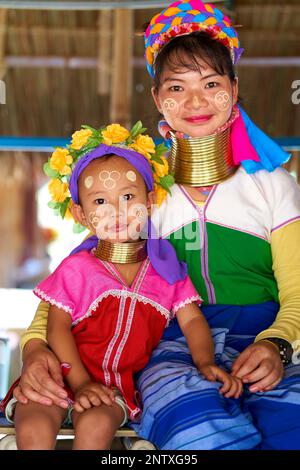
[97, 10, 112, 96]
[0, 8, 7, 79]
[110, 9, 133, 128]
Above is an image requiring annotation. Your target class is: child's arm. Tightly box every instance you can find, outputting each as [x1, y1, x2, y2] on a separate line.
[47, 305, 115, 410]
[176, 302, 214, 369]
[176, 303, 242, 398]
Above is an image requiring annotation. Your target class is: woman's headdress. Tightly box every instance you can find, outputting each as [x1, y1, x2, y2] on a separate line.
[144, 0, 243, 78]
[145, 0, 290, 174]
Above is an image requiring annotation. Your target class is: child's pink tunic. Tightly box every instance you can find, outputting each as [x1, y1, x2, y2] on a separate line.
[34, 251, 202, 419]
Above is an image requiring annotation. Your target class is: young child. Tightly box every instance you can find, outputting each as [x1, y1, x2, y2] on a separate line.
[3, 122, 242, 450]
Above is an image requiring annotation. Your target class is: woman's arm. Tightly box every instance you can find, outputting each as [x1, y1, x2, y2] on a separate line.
[20, 300, 49, 353]
[255, 220, 300, 345]
[231, 220, 300, 392]
[13, 301, 68, 407]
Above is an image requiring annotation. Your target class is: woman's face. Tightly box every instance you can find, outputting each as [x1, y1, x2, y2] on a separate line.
[152, 55, 238, 138]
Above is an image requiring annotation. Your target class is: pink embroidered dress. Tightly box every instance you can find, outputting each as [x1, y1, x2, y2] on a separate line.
[34, 250, 201, 420]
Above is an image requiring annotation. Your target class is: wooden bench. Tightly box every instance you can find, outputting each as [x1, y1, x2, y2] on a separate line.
[0, 418, 139, 450]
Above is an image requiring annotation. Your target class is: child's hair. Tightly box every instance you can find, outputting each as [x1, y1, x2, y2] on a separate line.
[152, 31, 236, 91]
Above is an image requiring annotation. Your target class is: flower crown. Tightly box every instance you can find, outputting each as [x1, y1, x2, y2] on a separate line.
[44, 121, 174, 232]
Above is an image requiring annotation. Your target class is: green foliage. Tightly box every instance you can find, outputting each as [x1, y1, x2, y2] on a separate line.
[43, 162, 59, 179]
[159, 174, 175, 194]
[73, 222, 87, 234]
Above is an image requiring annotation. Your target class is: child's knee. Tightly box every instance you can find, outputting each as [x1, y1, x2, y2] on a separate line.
[14, 402, 64, 450]
[74, 405, 123, 440]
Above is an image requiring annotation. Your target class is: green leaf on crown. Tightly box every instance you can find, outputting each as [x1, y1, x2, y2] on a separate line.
[81, 124, 98, 134]
[159, 174, 175, 194]
[67, 146, 78, 157]
[43, 162, 60, 178]
[128, 121, 147, 142]
[154, 143, 169, 157]
[73, 222, 87, 234]
[59, 198, 71, 218]
[47, 200, 60, 209]
[151, 154, 164, 165]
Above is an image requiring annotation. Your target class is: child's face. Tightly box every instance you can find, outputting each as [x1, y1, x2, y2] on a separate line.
[74, 156, 152, 243]
[152, 54, 238, 138]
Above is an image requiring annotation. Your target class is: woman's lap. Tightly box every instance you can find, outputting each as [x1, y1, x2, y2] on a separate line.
[132, 328, 300, 450]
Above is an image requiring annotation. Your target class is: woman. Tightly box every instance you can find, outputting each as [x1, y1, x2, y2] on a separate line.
[10, 0, 300, 450]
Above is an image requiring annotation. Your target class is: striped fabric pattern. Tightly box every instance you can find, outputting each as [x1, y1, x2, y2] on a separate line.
[144, 0, 243, 77]
[131, 303, 300, 450]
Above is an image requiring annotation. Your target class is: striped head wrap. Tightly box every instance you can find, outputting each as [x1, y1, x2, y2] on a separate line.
[144, 0, 244, 77]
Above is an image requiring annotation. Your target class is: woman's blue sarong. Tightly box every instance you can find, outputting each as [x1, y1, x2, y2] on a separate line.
[131, 302, 300, 450]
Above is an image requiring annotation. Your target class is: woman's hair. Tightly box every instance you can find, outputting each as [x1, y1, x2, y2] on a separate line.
[152, 31, 237, 90]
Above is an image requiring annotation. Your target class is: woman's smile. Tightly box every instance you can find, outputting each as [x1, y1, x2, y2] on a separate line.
[184, 114, 214, 124]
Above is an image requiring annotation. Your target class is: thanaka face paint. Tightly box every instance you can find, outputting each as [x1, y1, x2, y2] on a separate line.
[192, 96, 200, 108]
[214, 90, 231, 111]
[156, 59, 237, 137]
[127, 203, 148, 240]
[84, 175, 94, 189]
[88, 211, 101, 229]
[89, 205, 117, 239]
[162, 98, 179, 116]
[99, 170, 121, 189]
[126, 170, 137, 182]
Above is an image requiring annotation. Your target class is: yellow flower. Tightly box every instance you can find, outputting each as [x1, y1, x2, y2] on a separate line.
[102, 124, 130, 145]
[153, 156, 169, 178]
[64, 200, 75, 221]
[49, 148, 73, 176]
[130, 134, 156, 157]
[153, 172, 161, 183]
[48, 179, 69, 203]
[154, 183, 167, 207]
[143, 152, 153, 162]
[71, 128, 93, 150]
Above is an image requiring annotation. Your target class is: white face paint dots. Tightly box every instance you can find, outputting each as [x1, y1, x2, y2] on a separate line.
[99, 170, 121, 189]
[84, 175, 94, 189]
[126, 170, 137, 182]
[214, 90, 231, 111]
[162, 98, 179, 116]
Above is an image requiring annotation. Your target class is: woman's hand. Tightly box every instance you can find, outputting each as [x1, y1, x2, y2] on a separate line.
[13, 339, 69, 408]
[199, 364, 243, 399]
[231, 341, 284, 393]
[73, 381, 116, 413]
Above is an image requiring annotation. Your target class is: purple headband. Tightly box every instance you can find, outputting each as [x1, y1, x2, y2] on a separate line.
[70, 144, 154, 204]
[69, 144, 187, 285]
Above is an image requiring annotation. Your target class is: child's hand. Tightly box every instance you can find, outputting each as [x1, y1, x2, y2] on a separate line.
[198, 364, 243, 399]
[74, 381, 116, 413]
